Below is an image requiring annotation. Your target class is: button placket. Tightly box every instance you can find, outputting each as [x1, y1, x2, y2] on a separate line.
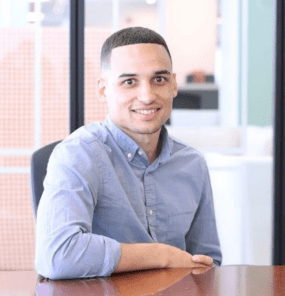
[144, 174, 157, 241]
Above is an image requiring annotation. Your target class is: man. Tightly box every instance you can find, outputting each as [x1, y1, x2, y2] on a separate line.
[35, 27, 222, 280]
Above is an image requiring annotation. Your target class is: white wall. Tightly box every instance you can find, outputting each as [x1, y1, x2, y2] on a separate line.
[116, 0, 218, 86]
[168, 126, 274, 265]
[0, 0, 29, 27]
[164, 0, 218, 85]
[120, 9, 159, 32]
[207, 155, 273, 266]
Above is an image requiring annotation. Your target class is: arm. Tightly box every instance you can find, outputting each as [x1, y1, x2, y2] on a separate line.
[35, 139, 121, 280]
[185, 160, 222, 267]
[114, 243, 213, 273]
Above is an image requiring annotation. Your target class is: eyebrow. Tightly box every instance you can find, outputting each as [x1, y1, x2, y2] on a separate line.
[118, 70, 171, 79]
[155, 70, 171, 75]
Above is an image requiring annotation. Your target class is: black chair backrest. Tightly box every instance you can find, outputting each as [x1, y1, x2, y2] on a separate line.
[30, 140, 62, 219]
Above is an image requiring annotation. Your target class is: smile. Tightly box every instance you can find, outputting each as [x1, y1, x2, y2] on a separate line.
[133, 109, 159, 114]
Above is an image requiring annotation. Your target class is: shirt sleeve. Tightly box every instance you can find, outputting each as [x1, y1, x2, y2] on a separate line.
[35, 137, 122, 280]
[185, 159, 222, 266]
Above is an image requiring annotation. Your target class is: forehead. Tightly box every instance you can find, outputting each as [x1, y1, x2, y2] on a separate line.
[109, 43, 172, 74]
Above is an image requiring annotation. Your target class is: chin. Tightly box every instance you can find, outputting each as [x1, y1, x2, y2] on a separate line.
[134, 125, 163, 135]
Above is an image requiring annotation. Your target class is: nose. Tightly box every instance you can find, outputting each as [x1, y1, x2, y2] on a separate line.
[138, 82, 156, 104]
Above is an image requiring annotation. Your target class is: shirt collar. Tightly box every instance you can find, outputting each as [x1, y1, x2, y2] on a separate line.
[157, 125, 172, 164]
[104, 115, 139, 161]
[104, 115, 172, 164]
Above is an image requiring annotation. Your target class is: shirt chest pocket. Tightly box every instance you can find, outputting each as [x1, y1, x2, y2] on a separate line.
[166, 211, 195, 249]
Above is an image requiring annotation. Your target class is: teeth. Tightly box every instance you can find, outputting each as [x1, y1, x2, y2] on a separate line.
[135, 109, 157, 114]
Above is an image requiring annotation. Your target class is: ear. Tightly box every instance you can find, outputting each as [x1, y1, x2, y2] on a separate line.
[97, 77, 107, 101]
[172, 73, 178, 98]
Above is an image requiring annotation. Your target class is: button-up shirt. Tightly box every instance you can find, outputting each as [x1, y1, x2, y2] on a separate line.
[35, 116, 222, 280]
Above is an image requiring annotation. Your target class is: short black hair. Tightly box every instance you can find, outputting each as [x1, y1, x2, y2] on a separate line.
[100, 26, 172, 72]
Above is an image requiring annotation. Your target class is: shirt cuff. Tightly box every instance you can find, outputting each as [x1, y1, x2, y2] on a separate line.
[213, 261, 221, 267]
[97, 237, 122, 277]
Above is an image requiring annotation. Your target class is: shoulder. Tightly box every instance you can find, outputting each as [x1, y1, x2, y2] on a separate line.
[168, 133, 207, 166]
[164, 133, 209, 181]
[43, 122, 111, 193]
[49, 122, 108, 170]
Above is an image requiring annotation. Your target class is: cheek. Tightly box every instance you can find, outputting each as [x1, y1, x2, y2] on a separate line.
[165, 95, 174, 107]
[106, 96, 129, 118]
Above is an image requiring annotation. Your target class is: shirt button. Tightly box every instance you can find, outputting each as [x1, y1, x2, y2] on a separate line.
[149, 209, 153, 215]
[127, 153, 132, 158]
[138, 150, 143, 156]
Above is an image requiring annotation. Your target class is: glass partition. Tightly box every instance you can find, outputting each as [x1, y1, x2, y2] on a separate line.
[0, 0, 70, 270]
[84, 0, 112, 124]
[84, 0, 275, 266]
[0, 0, 275, 271]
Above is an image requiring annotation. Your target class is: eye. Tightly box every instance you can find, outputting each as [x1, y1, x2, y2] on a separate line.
[154, 76, 167, 83]
[123, 79, 136, 86]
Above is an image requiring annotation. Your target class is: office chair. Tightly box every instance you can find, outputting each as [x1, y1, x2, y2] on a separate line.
[30, 140, 62, 220]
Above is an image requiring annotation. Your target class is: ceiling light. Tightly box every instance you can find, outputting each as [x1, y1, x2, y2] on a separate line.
[26, 12, 45, 22]
[146, 0, 157, 4]
[28, 0, 52, 2]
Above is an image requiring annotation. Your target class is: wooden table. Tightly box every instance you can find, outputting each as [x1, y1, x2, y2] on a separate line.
[1, 266, 285, 295]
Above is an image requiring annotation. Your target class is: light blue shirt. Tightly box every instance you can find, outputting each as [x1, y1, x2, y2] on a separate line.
[35, 116, 222, 280]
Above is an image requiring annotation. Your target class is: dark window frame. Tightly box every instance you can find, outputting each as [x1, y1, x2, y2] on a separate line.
[70, 0, 85, 133]
[273, 0, 285, 265]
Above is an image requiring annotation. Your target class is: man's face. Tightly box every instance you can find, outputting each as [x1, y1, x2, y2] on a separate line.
[99, 43, 178, 139]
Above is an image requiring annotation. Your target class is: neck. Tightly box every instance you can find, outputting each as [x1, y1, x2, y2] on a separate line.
[128, 129, 162, 164]
[141, 133, 162, 164]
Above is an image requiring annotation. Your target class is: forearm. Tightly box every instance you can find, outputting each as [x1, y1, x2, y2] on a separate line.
[113, 242, 210, 274]
[114, 243, 167, 273]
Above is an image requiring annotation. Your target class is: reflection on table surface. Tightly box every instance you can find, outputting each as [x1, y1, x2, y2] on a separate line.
[2, 266, 285, 295]
[36, 267, 207, 296]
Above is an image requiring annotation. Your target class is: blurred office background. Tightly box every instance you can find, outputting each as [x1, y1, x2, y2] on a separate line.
[0, 0, 276, 270]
